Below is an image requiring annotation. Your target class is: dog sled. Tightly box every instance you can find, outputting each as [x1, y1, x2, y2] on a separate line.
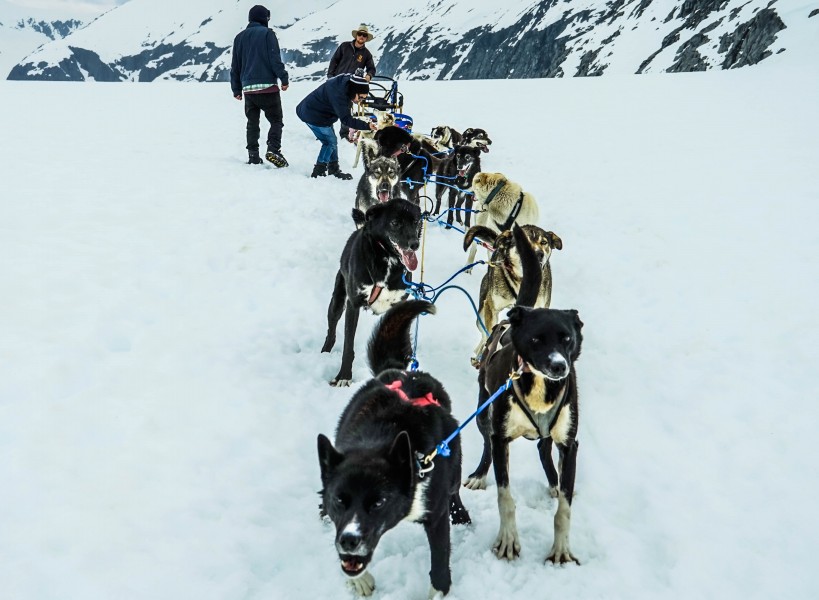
[361, 76, 409, 124]
[354, 75, 413, 132]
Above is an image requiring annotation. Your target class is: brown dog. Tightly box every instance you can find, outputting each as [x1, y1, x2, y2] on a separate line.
[463, 224, 563, 366]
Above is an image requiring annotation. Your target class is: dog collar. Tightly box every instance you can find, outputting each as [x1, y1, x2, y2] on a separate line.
[385, 379, 441, 408]
[368, 285, 383, 305]
[482, 180, 507, 206]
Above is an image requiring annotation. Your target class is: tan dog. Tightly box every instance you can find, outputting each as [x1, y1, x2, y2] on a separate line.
[465, 172, 540, 267]
[463, 224, 562, 366]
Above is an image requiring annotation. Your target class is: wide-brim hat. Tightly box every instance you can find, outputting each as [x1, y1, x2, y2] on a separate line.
[352, 24, 374, 42]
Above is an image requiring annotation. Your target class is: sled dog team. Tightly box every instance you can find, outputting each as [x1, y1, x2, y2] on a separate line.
[318, 123, 584, 599]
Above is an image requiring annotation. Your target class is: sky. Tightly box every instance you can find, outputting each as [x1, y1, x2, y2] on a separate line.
[6, 0, 126, 16]
[0, 68, 817, 599]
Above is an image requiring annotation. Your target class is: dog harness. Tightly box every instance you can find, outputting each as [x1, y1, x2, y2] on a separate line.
[510, 366, 569, 440]
[385, 379, 440, 408]
[495, 192, 525, 233]
[479, 323, 567, 440]
[481, 179, 525, 232]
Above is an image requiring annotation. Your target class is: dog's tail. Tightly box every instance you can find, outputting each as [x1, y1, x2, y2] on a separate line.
[463, 225, 499, 252]
[513, 224, 542, 308]
[368, 300, 435, 374]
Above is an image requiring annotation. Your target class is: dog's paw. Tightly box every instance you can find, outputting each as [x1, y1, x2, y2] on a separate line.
[463, 476, 487, 490]
[449, 498, 471, 525]
[546, 546, 580, 566]
[548, 485, 559, 498]
[329, 377, 352, 387]
[428, 586, 445, 600]
[493, 527, 521, 560]
[347, 570, 375, 596]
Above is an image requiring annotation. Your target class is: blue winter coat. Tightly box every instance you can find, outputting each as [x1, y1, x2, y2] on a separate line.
[295, 74, 371, 130]
[230, 22, 289, 95]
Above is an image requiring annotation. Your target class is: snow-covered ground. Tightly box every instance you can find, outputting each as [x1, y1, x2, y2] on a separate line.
[1, 67, 817, 599]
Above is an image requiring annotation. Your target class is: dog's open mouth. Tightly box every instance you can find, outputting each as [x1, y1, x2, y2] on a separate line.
[377, 191, 390, 202]
[339, 554, 371, 577]
[476, 142, 490, 153]
[458, 169, 467, 177]
[393, 243, 418, 271]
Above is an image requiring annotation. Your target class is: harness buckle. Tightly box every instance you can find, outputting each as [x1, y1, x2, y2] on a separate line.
[416, 451, 436, 478]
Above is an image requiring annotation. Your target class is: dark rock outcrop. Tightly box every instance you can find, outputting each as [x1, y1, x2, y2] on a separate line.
[718, 7, 785, 68]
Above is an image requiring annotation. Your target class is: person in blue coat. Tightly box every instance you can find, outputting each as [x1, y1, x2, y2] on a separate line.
[296, 72, 377, 179]
[230, 5, 289, 167]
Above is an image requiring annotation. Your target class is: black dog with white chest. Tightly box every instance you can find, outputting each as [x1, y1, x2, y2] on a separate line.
[318, 299, 471, 598]
[321, 199, 422, 386]
[434, 145, 481, 228]
[464, 225, 584, 565]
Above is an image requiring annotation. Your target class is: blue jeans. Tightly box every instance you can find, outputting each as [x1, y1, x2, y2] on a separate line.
[305, 123, 338, 164]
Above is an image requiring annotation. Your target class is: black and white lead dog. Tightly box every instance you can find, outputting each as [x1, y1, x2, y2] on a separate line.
[321, 199, 421, 386]
[318, 299, 471, 598]
[465, 224, 584, 565]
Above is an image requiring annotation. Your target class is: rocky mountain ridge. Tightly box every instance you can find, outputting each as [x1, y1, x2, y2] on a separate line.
[5, 0, 817, 81]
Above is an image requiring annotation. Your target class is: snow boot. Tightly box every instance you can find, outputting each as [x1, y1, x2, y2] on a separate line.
[265, 149, 289, 168]
[328, 161, 353, 180]
[247, 149, 263, 164]
[311, 163, 328, 178]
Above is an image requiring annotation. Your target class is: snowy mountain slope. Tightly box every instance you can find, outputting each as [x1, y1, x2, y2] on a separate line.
[0, 0, 86, 78]
[6, 0, 818, 81]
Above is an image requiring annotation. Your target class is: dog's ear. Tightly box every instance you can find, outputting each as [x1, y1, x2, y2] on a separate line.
[546, 231, 563, 251]
[507, 305, 532, 326]
[361, 139, 378, 168]
[568, 309, 584, 359]
[317, 434, 344, 481]
[463, 225, 499, 252]
[388, 431, 413, 493]
[570, 309, 584, 330]
[462, 127, 474, 137]
[351, 208, 366, 227]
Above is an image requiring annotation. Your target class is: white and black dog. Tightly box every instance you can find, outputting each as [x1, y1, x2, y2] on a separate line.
[318, 299, 471, 598]
[461, 127, 492, 153]
[464, 225, 583, 565]
[321, 199, 421, 386]
[429, 125, 462, 150]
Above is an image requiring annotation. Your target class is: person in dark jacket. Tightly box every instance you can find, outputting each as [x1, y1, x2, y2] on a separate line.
[230, 5, 290, 167]
[296, 73, 377, 180]
[328, 24, 377, 142]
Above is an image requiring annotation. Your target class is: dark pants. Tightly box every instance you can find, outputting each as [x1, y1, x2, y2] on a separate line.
[244, 92, 283, 152]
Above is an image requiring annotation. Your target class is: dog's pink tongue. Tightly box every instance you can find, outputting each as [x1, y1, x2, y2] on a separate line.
[378, 191, 390, 202]
[400, 249, 418, 271]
